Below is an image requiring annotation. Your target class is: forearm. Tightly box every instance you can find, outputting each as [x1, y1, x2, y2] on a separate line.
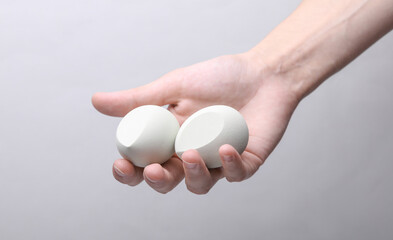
[249, 0, 393, 99]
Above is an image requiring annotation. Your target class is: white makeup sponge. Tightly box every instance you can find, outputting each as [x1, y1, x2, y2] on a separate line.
[116, 105, 180, 168]
[175, 105, 249, 168]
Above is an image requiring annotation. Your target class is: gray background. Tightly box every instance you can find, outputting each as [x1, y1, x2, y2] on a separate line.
[1, 0, 392, 239]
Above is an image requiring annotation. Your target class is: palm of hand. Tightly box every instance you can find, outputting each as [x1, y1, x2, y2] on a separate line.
[92, 54, 299, 194]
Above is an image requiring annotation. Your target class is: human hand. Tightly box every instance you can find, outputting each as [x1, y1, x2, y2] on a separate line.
[93, 0, 393, 194]
[92, 53, 300, 194]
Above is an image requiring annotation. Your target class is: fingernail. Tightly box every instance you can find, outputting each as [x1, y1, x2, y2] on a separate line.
[114, 166, 126, 177]
[145, 175, 161, 184]
[223, 154, 234, 163]
[183, 160, 199, 173]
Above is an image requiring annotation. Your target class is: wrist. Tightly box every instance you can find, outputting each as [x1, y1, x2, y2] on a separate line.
[242, 45, 318, 103]
[244, 0, 393, 101]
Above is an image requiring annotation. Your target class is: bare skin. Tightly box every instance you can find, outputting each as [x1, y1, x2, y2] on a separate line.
[92, 54, 298, 194]
[92, 0, 393, 194]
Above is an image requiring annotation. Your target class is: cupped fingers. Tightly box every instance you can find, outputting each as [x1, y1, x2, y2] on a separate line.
[113, 159, 144, 186]
[182, 149, 223, 194]
[219, 144, 247, 182]
[143, 157, 184, 194]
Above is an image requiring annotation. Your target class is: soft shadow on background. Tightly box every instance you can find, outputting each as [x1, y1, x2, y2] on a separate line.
[1, 1, 392, 239]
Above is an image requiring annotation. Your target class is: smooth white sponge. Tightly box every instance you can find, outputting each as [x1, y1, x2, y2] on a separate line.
[116, 105, 180, 168]
[175, 105, 249, 168]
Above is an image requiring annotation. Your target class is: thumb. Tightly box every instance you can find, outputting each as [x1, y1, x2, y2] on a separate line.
[92, 75, 181, 117]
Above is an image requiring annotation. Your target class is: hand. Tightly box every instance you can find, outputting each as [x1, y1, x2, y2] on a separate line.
[92, 53, 300, 194]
